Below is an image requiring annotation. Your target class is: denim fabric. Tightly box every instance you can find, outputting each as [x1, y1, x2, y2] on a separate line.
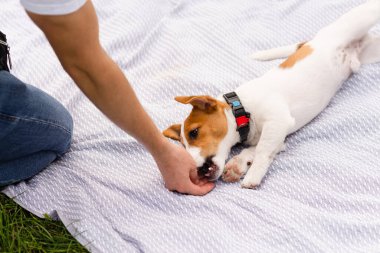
[0, 70, 73, 186]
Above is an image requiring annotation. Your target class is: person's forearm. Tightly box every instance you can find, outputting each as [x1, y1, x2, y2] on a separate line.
[25, 1, 215, 195]
[66, 50, 166, 155]
[26, 1, 166, 156]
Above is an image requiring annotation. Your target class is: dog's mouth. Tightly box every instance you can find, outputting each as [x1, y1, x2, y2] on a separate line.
[197, 157, 219, 179]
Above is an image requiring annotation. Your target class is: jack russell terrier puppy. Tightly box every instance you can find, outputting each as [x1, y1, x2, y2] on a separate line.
[163, 0, 380, 189]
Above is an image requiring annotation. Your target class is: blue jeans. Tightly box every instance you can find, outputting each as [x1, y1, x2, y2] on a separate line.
[0, 71, 73, 187]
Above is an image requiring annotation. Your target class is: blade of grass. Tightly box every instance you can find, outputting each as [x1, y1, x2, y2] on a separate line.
[0, 193, 88, 252]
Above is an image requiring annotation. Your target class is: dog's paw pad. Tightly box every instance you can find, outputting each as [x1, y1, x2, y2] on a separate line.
[222, 158, 244, 183]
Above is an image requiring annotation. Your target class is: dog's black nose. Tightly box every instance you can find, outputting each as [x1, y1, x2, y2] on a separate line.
[197, 157, 214, 177]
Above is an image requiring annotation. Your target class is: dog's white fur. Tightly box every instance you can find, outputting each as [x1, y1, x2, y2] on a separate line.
[228, 0, 380, 188]
[176, 0, 380, 188]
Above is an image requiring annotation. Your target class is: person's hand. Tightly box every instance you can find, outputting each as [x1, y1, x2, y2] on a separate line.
[153, 140, 215, 195]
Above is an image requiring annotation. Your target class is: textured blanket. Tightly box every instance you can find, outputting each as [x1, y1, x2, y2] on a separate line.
[2, 0, 380, 252]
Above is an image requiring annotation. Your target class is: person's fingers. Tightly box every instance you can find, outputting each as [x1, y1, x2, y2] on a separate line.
[192, 177, 211, 186]
[189, 167, 199, 181]
[189, 166, 214, 187]
[190, 167, 211, 185]
[183, 181, 215, 196]
[196, 178, 212, 186]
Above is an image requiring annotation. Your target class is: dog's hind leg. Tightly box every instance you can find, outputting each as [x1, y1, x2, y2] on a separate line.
[360, 36, 380, 64]
[315, 0, 380, 47]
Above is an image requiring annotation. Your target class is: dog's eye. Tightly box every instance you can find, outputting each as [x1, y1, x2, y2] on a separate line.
[189, 128, 199, 140]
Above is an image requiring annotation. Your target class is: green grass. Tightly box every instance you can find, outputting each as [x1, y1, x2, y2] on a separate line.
[0, 193, 87, 253]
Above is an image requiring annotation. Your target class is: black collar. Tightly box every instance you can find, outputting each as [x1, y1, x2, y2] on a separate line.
[223, 92, 251, 143]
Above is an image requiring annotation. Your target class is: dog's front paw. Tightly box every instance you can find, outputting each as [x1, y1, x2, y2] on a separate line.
[241, 172, 264, 189]
[222, 156, 252, 183]
[241, 180, 259, 189]
[241, 177, 261, 189]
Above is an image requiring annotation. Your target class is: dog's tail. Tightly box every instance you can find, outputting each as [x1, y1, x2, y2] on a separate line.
[251, 42, 304, 61]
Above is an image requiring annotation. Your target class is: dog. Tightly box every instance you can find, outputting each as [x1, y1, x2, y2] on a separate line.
[163, 0, 380, 189]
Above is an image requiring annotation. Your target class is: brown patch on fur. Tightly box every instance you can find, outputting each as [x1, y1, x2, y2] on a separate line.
[280, 43, 313, 69]
[182, 97, 229, 158]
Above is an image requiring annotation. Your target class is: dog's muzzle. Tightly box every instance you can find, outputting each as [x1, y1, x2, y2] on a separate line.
[197, 156, 218, 178]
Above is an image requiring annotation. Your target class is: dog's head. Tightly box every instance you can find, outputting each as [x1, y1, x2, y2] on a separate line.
[164, 95, 236, 180]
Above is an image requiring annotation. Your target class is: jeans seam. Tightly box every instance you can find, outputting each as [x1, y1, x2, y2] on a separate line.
[0, 112, 72, 135]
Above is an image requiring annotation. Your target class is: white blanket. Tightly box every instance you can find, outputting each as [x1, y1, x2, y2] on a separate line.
[2, 0, 380, 252]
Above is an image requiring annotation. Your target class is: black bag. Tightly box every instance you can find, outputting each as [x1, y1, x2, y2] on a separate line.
[0, 31, 11, 72]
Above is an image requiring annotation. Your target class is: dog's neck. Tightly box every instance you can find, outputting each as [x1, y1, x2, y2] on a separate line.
[216, 95, 246, 147]
[218, 94, 258, 147]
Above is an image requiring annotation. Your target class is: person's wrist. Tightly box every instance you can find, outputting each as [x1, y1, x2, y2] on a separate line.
[146, 133, 171, 160]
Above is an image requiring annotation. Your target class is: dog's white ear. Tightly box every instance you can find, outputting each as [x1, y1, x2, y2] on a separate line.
[163, 124, 181, 141]
[175, 96, 217, 110]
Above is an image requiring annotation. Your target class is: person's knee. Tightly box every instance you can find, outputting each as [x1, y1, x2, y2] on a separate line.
[0, 71, 74, 157]
[53, 108, 73, 156]
[40, 99, 73, 156]
[28, 83, 74, 151]
[59, 109, 73, 155]
[0, 71, 27, 97]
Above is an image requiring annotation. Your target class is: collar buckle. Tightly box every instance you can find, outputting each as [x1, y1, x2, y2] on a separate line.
[236, 113, 250, 130]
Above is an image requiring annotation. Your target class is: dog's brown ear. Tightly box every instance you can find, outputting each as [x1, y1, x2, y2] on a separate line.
[175, 96, 217, 110]
[163, 124, 181, 141]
